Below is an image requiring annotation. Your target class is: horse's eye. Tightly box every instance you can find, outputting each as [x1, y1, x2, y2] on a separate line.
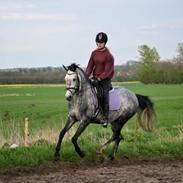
[73, 78, 76, 81]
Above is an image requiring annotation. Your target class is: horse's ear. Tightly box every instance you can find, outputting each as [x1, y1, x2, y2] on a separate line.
[63, 65, 68, 71]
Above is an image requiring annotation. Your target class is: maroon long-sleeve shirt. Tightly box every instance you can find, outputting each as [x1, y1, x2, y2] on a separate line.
[85, 48, 114, 80]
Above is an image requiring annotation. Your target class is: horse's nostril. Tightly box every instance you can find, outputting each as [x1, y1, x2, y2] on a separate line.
[66, 95, 72, 101]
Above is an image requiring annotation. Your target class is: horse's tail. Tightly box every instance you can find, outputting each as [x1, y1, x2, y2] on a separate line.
[136, 94, 156, 132]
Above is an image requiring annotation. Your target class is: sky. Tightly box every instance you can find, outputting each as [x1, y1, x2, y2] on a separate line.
[0, 0, 183, 69]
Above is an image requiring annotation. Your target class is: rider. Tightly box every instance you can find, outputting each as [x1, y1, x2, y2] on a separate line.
[85, 32, 114, 127]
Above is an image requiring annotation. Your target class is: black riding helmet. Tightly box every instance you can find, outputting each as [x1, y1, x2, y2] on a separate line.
[95, 32, 108, 43]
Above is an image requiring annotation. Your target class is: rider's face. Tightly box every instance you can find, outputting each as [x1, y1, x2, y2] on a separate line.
[96, 42, 105, 50]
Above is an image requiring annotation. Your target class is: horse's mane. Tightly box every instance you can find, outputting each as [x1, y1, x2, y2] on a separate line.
[67, 63, 80, 72]
[67, 63, 91, 84]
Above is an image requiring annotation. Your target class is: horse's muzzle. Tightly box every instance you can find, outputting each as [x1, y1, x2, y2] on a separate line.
[65, 91, 73, 101]
[65, 95, 72, 101]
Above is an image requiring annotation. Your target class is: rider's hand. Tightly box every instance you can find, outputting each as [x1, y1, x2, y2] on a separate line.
[90, 76, 98, 86]
[97, 78, 101, 81]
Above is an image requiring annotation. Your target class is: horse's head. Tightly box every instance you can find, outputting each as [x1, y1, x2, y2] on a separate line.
[63, 63, 81, 101]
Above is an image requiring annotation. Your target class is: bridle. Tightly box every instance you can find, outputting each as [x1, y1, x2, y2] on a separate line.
[66, 86, 79, 94]
[65, 71, 79, 95]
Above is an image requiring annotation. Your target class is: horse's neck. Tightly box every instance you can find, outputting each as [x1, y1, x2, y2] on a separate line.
[72, 70, 96, 108]
[69, 84, 95, 115]
[78, 83, 94, 100]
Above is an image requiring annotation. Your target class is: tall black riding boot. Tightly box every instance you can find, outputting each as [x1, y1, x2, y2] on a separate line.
[99, 79, 111, 128]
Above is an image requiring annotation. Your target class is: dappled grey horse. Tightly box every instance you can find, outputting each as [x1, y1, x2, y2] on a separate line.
[54, 63, 156, 160]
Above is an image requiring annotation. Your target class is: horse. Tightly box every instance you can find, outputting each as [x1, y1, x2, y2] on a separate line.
[54, 63, 156, 161]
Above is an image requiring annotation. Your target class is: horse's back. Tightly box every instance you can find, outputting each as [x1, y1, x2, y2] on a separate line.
[109, 86, 138, 112]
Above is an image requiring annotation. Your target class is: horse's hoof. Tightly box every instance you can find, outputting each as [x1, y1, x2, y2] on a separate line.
[107, 155, 114, 161]
[79, 151, 85, 158]
[53, 153, 60, 162]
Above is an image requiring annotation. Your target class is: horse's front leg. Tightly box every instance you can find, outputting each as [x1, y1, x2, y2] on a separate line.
[54, 116, 76, 161]
[72, 120, 90, 158]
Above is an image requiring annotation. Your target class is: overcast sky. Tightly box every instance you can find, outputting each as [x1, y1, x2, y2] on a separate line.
[0, 0, 183, 69]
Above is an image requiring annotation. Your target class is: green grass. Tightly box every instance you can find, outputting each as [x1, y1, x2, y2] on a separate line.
[0, 83, 183, 170]
[0, 85, 67, 130]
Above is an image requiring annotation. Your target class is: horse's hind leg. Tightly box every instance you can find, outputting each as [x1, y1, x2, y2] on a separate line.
[97, 134, 116, 154]
[108, 114, 135, 160]
[98, 118, 123, 155]
[108, 133, 123, 160]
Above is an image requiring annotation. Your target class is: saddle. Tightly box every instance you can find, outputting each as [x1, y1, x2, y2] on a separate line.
[108, 88, 121, 110]
[90, 78, 121, 111]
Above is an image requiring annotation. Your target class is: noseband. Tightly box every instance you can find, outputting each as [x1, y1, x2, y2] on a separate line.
[66, 86, 79, 94]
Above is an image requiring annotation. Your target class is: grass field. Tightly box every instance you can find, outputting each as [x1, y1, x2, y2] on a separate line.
[0, 82, 183, 170]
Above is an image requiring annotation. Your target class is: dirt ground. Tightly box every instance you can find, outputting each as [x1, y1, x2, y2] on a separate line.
[0, 158, 183, 183]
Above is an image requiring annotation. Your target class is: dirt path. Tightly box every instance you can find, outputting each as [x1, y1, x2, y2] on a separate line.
[0, 158, 183, 183]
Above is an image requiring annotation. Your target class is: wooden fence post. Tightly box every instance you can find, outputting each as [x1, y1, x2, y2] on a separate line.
[24, 118, 29, 146]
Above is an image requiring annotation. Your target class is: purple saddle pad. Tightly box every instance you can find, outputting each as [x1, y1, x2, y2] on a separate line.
[109, 88, 121, 111]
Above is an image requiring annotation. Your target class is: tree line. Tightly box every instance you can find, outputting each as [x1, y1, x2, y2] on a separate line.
[0, 64, 136, 84]
[0, 43, 183, 84]
[0, 67, 65, 84]
[137, 43, 183, 83]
